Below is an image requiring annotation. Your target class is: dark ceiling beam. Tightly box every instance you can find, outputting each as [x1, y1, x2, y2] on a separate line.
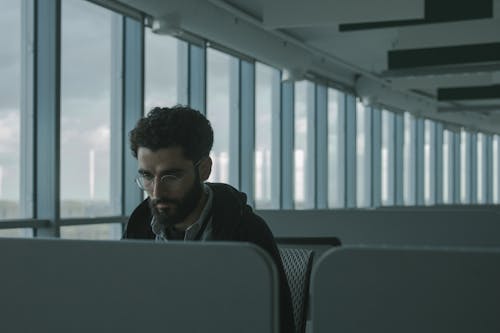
[438, 85, 500, 101]
[388, 43, 500, 70]
[339, 0, 492, 31]
[381, 63, 500, 78]
[438, 105, 500, 112]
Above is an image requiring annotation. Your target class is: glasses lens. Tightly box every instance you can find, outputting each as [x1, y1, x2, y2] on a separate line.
[135, 176, 151, 190]
[135, 174, 184, 191]
[160, 175, 182, 189]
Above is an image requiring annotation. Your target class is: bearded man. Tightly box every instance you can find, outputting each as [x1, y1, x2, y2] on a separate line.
[123, 106, 294, 333]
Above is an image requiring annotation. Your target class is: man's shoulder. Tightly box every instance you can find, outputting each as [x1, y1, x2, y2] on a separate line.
[206, 182, 245, 199]
[206, 182, 271, 239]
[238, 209, 274, 241]
[207, 182, 247, 217]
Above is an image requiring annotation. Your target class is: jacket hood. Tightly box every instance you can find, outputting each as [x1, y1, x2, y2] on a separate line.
[207, 182, 248, 210]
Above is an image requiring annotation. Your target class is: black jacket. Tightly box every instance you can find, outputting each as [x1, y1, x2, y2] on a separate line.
[123, 182, 295, 333]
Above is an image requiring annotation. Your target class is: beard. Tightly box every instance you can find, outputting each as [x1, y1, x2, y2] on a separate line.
[149, 177, 203, 228]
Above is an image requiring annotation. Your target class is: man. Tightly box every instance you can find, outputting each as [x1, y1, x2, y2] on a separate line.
[123, 106, 295, 333]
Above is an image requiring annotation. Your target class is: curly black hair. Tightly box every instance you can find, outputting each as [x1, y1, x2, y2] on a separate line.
[129, 105, 214, 162]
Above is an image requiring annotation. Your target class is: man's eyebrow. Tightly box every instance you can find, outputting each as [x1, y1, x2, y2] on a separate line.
[158, 168, 185, 175]
[138, 167, 185, 175]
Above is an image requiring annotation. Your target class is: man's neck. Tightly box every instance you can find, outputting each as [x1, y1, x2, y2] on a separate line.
[173, 189, 208, 231]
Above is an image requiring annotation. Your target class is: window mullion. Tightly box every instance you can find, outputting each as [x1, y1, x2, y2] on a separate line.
[122, 16, 144, 216]
[315, 85, 328, 209]
[34, 0, 60, 237]
[239, 60, 254, 203]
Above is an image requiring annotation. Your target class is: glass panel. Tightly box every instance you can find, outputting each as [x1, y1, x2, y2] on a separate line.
[460, 130, 470, 203]
[294, 81, 315, 209]
[356, 100, 371, 207]
[477, 133, 486, 204]
[442, 129, 454, 204]
[60, 0, 120, 218]
[424, 120, 435, 205]
[60, 223, 122, 240]
[381, 110, 395, 206]
[403, 113, 416, 205]
[254, 63, 279, 209]
[206, 48, 239, 187]
[0, 228, 33, 238]
[327, 88, 345, 208]
[0, 0, 23, 219]
[493, 136, 499, 203]
[144, 30, 187, 113]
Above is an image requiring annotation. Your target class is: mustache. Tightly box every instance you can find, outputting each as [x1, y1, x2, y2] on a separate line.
[150, 198, 179, 206]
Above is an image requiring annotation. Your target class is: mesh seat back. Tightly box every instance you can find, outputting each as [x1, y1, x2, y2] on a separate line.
[279, 248, 314, 333]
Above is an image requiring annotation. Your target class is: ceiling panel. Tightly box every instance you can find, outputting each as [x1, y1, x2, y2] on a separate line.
[262, 0, 424, 28]
[339, 0, 493, 31]
[116, 0, 500, 132]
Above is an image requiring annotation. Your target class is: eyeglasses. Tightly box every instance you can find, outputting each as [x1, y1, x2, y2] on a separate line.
[135, 160, 203, 191]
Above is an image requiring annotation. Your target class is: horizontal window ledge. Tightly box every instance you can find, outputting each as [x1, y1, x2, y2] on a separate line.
[0, 219, 50, 229]
[59, 216, 128, 226]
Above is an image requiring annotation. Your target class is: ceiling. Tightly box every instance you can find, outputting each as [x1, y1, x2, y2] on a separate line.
[116, 0, 500, 134]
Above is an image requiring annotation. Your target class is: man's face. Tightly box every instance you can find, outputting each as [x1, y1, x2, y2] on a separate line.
[137, 146, 203, 227]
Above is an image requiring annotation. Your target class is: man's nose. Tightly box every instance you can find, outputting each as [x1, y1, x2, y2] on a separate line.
[150, 178, 160, 198]
[150, 178, 170, 199]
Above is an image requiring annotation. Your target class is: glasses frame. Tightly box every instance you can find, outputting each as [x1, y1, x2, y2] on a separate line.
[135, 158, 204, 192]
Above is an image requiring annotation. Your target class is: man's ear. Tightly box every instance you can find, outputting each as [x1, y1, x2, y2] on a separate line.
[199, 157, 212, 181]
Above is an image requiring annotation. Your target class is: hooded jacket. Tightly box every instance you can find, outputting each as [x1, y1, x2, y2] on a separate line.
[123, 182, 295, 333]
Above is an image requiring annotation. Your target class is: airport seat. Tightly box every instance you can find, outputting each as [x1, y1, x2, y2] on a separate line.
[311, 246, 500, 333]
[279, 247, 315, 333]
[0, 239, 279, 333]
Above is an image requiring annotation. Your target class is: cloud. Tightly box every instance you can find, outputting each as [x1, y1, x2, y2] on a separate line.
[0, 1, 21, 110]
[61, 125, 110, 151]
[60, 0, 115, 101]
[87, 126, 111, 150]
[0, 107, 20, 200]
[0, 109, 20, 154]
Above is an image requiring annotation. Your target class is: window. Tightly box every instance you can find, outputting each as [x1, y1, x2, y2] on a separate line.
[144, 30, 188, 112]
[403, 113, 416, 205]
[60, 0, 121, 220]
[294, 81, 315, 209]
[254, 63, 280, 209]
[0, 228, 33, 238]
[206, 48, 239, 187]
[424, 120, 436, 205]
[356, 100, 371, 207]
[60, 223, 122, 240]
[460, 129, 471, 203]
[493, 135, 500, 203]
[327, 88, 345, 208]
[0, 0, 32, 220]
[442, 129, 454, 203]
[381, 110, 395, 205]
[476, 133, 487, 204]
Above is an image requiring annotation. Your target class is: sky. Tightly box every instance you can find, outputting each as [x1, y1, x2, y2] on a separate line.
[0, 0, 356, 209]
[0, 0, 119, 202]
[0, 0, 21, 201]
[0, 0, 269, 203]
[1, 0, 496, 212]
[60, 0, 114, 201]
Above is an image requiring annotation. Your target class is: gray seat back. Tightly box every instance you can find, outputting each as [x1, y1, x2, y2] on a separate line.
[311, 246, 500, 333]
[279, 247, 314, 333]
[0, 238, 279, 333]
